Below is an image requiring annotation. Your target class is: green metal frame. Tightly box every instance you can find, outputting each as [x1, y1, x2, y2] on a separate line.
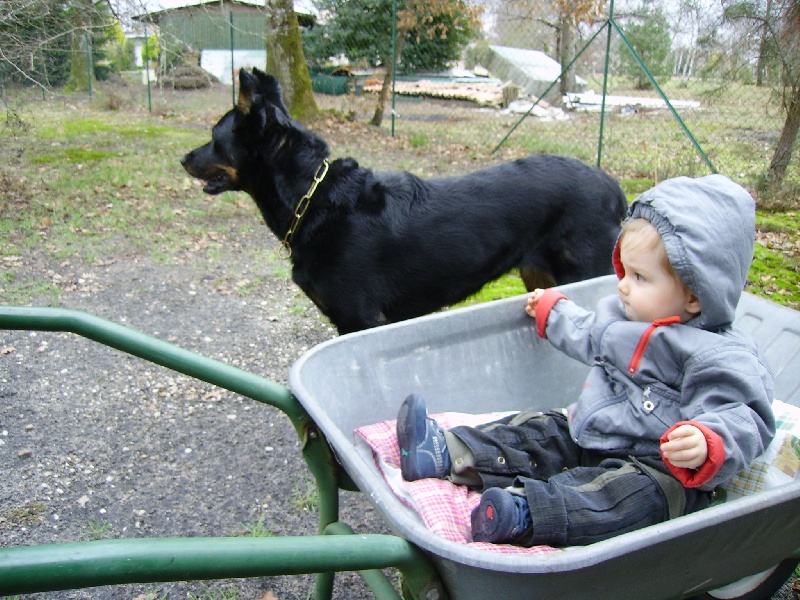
[0, 305, 445, 600]
[492, 0, 716, 174]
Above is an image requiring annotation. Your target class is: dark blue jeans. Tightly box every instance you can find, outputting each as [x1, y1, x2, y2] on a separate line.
[450, 411, 711, 546]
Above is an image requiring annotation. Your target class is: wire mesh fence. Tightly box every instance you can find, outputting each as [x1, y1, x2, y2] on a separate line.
[1, 0, 797, 193]
[357, 5, 799, 191]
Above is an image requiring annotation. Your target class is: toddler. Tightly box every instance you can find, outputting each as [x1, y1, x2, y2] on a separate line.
[397, 174, 775, 547]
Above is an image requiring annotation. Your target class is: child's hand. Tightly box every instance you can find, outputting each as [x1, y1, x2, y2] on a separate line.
[525, 289, 545, 318]
[661, 424, 708, 469]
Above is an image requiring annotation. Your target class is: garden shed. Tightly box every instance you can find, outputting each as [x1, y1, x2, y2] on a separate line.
[133, 0, 316, 84]
[465, 44, 587, 101]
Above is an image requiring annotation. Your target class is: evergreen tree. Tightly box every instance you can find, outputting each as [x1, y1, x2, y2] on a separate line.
[618, 4, 674, 89]
[302, 0, 482, 125]
[303, 0, 478, 73]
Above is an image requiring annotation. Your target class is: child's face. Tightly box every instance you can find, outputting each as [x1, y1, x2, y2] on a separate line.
[617, 227, 700, 323]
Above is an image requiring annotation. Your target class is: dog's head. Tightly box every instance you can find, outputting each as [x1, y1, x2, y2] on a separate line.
[180, 68, 293, 195]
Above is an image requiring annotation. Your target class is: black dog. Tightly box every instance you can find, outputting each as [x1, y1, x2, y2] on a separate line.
[182, 68, 627, 334]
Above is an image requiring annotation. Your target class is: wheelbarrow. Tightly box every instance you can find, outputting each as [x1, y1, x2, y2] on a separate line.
[1, 275, 799, 600]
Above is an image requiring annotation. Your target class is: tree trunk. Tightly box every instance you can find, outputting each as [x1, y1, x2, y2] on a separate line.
[266, 0, 317, 121]
[558, 15, 576, 99]
[370, 31, 407, 127]
[66, 2, 93, 92]
[370, 68, 392, 127]
[677, 43, 696, 82]
[756, 0, 774, 86]
[67, 31, 91, 92]
[767, 86, 800, 183]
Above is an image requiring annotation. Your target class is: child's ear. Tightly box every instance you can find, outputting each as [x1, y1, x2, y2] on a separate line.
[685, 291, 702, 316]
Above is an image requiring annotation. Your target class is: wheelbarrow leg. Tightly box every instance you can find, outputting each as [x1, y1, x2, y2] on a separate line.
[299, 421, 341, 599]
[314, 571, 335, 599]
[324, 522, 446, 600]
[324, 522, 399, 599]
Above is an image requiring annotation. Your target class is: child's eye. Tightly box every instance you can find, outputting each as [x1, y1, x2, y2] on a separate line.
[635, 273, 646, 282]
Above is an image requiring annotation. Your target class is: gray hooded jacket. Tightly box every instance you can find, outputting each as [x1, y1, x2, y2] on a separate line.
[537, 175, 775, 491]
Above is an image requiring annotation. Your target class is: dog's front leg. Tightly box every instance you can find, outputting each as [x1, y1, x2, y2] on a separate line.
[333, 311, 388, 335]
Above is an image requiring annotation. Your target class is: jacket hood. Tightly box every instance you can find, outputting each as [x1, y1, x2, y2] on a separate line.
[613, 174, 755, 331]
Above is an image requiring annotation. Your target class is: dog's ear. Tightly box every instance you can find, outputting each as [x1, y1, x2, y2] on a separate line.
[237, 68, 259, 115]
[252, 69, 283, 105]
[252, 69, 292, 125]
[239, 68, 292, 128]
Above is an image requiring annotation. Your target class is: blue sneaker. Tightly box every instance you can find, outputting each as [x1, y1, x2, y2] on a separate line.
[471, 487, 532, 544]
[397, 393, 451, 481]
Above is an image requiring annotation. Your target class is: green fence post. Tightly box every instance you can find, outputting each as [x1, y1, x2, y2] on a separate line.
[597, 0, 615, 168]
[230, 10, 236, 108]
[390, 0, 397, 137]
[144, 22, 152, 112]
[85, 32, 92, 99]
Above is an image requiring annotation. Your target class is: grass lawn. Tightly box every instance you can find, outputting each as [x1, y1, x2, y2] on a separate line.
[0, 80, 798, 311]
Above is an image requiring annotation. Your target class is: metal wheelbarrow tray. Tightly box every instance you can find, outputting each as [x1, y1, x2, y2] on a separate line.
[290, 276, 800, 600]
[2, 275, 800, 599]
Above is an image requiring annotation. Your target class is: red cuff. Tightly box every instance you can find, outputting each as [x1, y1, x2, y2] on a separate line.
[660, 421, 725, 488]
[534, 289, 567, 339]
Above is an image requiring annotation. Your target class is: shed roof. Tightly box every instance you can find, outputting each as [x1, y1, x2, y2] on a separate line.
[134, 0, 316, 18]
[466, 44, 586, 100]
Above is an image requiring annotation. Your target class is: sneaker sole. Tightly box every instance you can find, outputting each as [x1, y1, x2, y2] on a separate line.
[471, 488, 520, 543]
[397, 393, 428, 481]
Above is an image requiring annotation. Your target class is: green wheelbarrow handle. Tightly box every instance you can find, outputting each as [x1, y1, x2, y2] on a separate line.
[0, 306, 445, 600]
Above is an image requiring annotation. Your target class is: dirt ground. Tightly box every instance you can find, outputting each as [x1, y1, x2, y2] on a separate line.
[0, 213, 395, 599]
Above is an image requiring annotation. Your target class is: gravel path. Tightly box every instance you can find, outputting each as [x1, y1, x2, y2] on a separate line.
[0, 224, 389, 599]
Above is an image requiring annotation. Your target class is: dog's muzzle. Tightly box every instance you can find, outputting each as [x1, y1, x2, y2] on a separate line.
[181, 153, 237, 195]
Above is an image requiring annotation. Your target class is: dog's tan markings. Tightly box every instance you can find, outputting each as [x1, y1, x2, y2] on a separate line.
[238, 88, 253, 115]
[215, 164, 239, 184]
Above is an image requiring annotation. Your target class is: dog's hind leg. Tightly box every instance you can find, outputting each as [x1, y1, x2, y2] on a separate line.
[519, 266, 557, 292]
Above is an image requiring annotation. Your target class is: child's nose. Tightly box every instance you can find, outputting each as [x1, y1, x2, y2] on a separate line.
[617, 277, 628, 295]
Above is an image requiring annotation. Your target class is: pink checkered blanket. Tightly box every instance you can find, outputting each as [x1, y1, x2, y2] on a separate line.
[354, 412, 560, 555]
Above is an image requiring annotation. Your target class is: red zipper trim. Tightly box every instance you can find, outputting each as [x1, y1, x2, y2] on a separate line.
[628, 316, 682, 374]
